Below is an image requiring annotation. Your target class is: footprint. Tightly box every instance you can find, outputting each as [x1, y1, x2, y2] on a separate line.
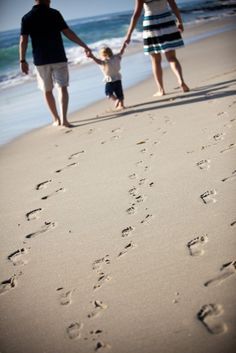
[88, 300, 108, 319]
[66, 322, 83, 340]
[213, 133, 225, 142]
[35, 179, 52, 190]
[8, 248, 29, 266]
[140, 213, 153, 224]
[57, 288, 74, 305]
[68, 151, 85, 160]
[118, 241, 136, 257]
[187, 235, 208, 256]
[93, 273, 111, 291]
[220, 143, 235, 153]
[230, 221, 236, 227]
[196, 160, 210, 170]
[26, 208, 42, 221]
[129, 173, 137, 180]
[222, 169, 236, 182]
[126, 206, 136, 215]
[92, 256, 110, 271]
[136, 140, 148, 145]
[197, 304, 227, 335]
[25, 221, 56, 239]
[41, 187, 65, 200]
[121, 226, 134, 237]
[128, 187, 138, 197]
[200, 190, 217, 204]
[95, 341, 111, 351]
[55, 162, 79, 174]
[204, 261, 236, 287]
[0, 275, 17, 295]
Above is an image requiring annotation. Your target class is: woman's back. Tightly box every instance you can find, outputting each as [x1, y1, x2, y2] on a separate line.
[143, 0, 168, 15]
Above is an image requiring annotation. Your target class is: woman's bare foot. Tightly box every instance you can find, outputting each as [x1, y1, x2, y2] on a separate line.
[52, 119, 60, 126]
[181, 82, 190, 92]
[153, 90, 165, 97]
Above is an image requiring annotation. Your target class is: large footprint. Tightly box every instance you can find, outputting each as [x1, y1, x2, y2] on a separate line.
[204, 261, 236, 287]
[187, 235, 208, 256]
[197, 304, 227, 334]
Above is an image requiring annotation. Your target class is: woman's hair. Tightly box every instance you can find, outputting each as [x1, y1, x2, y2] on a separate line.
[99, 47, 113, 59]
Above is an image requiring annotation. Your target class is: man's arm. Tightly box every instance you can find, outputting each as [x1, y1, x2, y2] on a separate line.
[62, 28, 91, 52]
[87, 51, 104, 65]
[19, 34, 29, 74]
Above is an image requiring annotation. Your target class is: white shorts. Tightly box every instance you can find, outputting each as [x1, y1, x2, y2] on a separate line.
[35, 62, 69, 92]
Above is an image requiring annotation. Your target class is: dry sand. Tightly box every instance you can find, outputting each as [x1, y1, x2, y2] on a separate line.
[0, 17, 236, 353]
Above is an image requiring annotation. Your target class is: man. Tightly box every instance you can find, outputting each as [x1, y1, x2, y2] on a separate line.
[19, 0, 91, 127]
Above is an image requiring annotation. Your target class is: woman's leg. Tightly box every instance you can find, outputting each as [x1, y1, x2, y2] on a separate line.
[165, 50, 189, 92]
[150, 53, 165, 96]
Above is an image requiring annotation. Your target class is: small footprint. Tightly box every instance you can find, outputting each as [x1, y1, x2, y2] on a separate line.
[35, 179, 52, 190]
[88, 300, 108, 319]
[121, 226, 134, 237]
[118, 241, 135, 257]
[57, 287, 74, 305]
[41, 187, 65, 200]
[197, 304, 227, 335]
[26, 208, 42, 221]
[95, 341, 111, 351]
[213, 133, 225, 142]
[0, 275, 17, 295]
[129, 173, 137, 180]
[25, 221, 56, 239]
[200, 190, 217, 204]
[126, 206, 136, 215]
[8, 248, 29, 266]
[222, 169, 236, 182]
[92, 255, 110, 271]
[204, 261, 236, 287]
[196, 160, 210, 170]
[187, 235, 208, 256]
[66, 322, 83, 340]
[93, 273, 111, 291]
[55, 162, 78, 174]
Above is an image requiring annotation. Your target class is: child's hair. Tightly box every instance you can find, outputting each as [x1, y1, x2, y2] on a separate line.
[99, 47, 113, 59]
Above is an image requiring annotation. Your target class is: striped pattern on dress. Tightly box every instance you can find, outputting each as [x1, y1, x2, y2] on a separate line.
[143, 10, 184, 54]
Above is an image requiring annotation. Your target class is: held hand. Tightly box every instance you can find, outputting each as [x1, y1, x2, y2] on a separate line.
[177, 21, 184, 32]
[85, 48, 92, 58]
[20, 61, 29, 75]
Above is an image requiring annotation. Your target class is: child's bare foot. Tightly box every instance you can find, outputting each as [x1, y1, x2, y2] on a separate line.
[153, 90, 165, 97]
[181, 82, 190, 92]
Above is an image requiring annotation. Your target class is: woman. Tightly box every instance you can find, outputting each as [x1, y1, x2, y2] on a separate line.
[124, 0, 189, 96]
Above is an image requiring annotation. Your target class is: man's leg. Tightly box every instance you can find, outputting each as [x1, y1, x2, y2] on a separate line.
[44, 90, 60, 126]
[165, 50, 189, 92]
[58, 86, 72, 127]
[150, 53, 165, 96]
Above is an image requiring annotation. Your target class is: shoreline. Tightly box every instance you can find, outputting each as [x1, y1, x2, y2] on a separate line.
[0, 16, 236, 353]
[1, 15, 236, 147]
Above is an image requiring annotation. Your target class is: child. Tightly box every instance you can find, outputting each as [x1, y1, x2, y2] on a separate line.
[87, 44, 126, 109]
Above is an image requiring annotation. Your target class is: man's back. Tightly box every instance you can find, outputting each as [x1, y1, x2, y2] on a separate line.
[21, 4, 68, 65]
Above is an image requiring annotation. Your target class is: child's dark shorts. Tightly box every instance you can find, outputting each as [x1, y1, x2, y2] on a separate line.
[105, 80, 124, 100]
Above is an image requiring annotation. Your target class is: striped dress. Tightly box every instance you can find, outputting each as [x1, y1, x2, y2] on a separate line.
[143, 0, 184, 54]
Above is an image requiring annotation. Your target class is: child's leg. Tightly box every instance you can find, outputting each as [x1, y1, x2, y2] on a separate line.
[114, 81, 125, 108]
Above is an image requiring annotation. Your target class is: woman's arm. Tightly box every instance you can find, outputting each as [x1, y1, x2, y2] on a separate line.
[167, 0, 184, 32]
[124, 0, 144, 44]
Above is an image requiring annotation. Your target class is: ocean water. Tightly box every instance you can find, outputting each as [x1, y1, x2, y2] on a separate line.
[0, 0, 236, 145]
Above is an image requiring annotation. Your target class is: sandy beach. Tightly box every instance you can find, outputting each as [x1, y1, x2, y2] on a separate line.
[0, 16, 236, 353]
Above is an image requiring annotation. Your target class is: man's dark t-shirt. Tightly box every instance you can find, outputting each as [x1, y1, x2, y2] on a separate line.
[21, 4, 68, 66]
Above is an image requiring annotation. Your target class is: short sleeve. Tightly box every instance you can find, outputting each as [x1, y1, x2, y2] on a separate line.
[20, 17, 30, 35]
[56, 10, 69, 31]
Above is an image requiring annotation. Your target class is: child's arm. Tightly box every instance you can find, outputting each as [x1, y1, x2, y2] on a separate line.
[119, 42, 127, 56]
[87, 51, 104, 65]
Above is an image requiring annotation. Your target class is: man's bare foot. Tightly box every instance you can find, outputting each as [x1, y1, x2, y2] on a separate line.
[61, 121, 74, 128]
[115, 99, 120, 108]
[153, 90, 165, 97]
[181, 82, 190, 92]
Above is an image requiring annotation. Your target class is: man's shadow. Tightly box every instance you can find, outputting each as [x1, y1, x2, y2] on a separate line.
[71, 78, 236, 128]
